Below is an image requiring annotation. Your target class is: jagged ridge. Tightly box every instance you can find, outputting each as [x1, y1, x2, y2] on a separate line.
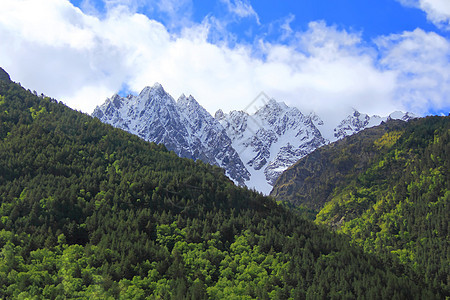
[93, 83, 250, 185]
[93, 83, 417, 193]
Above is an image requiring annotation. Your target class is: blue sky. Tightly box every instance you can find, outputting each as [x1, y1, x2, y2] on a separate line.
[70, 0, 441, 38]
[0, 0, 449, 120]
[66, 0, 446, 47]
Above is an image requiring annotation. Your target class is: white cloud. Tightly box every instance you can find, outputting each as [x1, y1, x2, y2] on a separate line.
[220, 0, 260, 24]
[258, 22, 399, 119]
[0, 0, 448, 120]
[79, 0, 101, 16]
[279, 14, 295, 41]
[0, 0, 132, 112]
[398, 0, 450, 30]
[152, 0, 194, 31]
[376, 28, 450, 113]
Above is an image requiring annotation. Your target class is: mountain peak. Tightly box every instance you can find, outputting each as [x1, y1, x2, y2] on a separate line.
[152, 82, 163, 89]
[254, 98, 289, 118]
[388, 111, 418, 121]
[215, 109, 225, 120]
[108, 93, 123, 109]
[267, 98, 277, 105]
[177, 94, 198, 106]
[93, 84, 418, 195]
[137, 83, 176, 111]
[177, 95, 206, 119]
[139, 82, 167, 97]
[92, 85, 250, 186]
[265, 98, 287, 110]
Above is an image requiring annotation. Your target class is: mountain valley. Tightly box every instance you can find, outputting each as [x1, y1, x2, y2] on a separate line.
[0, 67, 446, 298]
[94, 84, 417, 194]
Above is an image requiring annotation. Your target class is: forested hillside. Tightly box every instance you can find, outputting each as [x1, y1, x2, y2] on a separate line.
[272, 116, 449, 296]
[0, 73, 443, 298]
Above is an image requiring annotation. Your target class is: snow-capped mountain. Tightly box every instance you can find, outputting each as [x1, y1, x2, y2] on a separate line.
[92, 83, 250, 185]
[216, 99, 327, 194]
[218, 105, 417, 193]
[93, 83, 417, 194]
[332, 110, 418, 140]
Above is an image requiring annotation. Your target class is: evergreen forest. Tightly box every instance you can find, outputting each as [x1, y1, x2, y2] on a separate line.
[272, 115, 449, 297]
[0, 71, 446, 298]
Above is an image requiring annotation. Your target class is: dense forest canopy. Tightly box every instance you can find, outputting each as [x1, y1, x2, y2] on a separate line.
[0, 72, 445, 298]
[272, 115, 449, 296]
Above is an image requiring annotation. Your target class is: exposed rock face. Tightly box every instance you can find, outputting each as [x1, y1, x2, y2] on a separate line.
[93, 83, 417, 194]
[217, 100, 327, 193]
[92, 84, 250, 185]
[333, 110, 417, 140]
